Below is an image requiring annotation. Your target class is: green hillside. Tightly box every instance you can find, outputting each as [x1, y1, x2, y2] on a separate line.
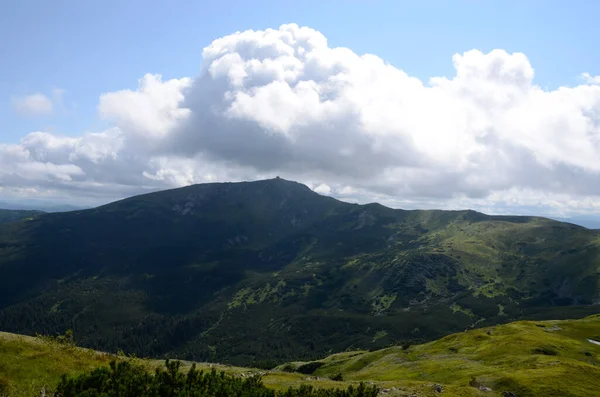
[2, 315, 599, 396]
[0, 178, 598, 364]
[281, 314, 600, 397]
[0, 209, 43, 224]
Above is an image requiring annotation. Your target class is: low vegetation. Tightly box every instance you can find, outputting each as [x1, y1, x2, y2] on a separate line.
[2, 315, 600, 396]
[284, 314, 600, 396]
[55, 360, 378, 397]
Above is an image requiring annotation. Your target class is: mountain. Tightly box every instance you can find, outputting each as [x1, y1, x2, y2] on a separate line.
[0, 178, 598, 365]
[0, 200, 87, 213]
[0, 209, 44, 224]
[549, 216, 600, 230]
[2, 315, 599, 396]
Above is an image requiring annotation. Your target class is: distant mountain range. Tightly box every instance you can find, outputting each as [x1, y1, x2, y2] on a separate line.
[0, 209, 44, 224]
[0, 200, 88, 213]
[548, 216, 600, 230]
[0, 178, 598, 365]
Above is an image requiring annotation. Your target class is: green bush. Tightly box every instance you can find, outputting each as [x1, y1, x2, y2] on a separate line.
[531, 345, 559, 356]
[54, 360, 379, 397]
[296, 361, 325, 375]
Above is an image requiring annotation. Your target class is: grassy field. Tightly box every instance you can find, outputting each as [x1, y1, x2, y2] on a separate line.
[2, 314, 599, 396]
[0, 332, 114, 396]
[282, 314, 600, 396]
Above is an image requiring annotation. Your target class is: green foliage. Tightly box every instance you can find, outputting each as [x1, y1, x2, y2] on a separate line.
[531, 345, 559, 355]
[296, 362, 325, 375]
[37, 329, 75, 347]
[55, 360, 378, 397]
[307, 315, 600, 397]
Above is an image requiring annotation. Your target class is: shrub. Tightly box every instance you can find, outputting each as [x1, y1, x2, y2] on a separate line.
[330, 372, 344, 381]
[0, 375, 9, 395]
[54, 360, 379, 397]
[532, 345, 559, 356]
[296, 361, 325, 375]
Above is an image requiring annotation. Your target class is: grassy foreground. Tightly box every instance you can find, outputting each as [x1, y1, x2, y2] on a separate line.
[1, 315, 599, 396]
[282, 314, 600, 396]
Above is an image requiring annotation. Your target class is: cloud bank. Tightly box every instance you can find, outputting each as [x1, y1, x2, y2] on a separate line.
[3, 24, 600, 216]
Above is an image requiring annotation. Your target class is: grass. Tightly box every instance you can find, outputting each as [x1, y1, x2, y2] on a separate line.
[2, 315, 600, 396]
[0, 332, 114, 396]
[303, 314, 600, 396]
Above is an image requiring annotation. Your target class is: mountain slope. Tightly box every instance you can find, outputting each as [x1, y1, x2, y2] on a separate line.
[0, 178, 598, 364]
[2, 315, 600, 397]
[281, 314, 600, 397]
[0, 209, 43, 224]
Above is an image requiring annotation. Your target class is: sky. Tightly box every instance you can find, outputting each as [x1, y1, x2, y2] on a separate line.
[1, 0, 600, 218]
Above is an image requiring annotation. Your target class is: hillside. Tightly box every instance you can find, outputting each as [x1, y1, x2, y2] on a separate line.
[281, 314, 600, 397]
[2, 315, 599, 397]
[0, 209, 43, 224]
[0, 178, 599, 364]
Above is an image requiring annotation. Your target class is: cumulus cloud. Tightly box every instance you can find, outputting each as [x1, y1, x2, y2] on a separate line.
[2, 24, 600, 216]
[12, 93, 54, 116]
[98, 74, 192, 139]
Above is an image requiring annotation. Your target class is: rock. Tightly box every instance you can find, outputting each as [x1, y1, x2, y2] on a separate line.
[545, 326, 563, 332]
[502, 392, 518, 397]
[433, 383, 444, 393]
[479, 386, 492, 392]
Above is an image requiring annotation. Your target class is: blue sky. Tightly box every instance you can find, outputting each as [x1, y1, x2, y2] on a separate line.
[1, 0, 600, 219]
[2, 0, 599, 143]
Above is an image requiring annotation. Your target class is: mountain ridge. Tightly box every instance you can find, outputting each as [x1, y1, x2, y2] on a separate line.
[0, 178, 598, 365]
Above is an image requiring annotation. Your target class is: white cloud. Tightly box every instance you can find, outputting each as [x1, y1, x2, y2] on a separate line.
[11, 93, 54, 116]
[3, 24, 600, 216]
[314, 184, 332, 195]
[98, 74, 192, 139]
[582, 72, 600, 85]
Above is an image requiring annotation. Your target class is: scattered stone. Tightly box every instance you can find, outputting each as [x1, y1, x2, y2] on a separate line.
[433, 383, 444, 393]
[544, 326, 563, 332]
[502, 392, 518, 397]
[479, 386, 492, 392]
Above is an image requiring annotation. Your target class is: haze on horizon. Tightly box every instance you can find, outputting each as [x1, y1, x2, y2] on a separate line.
[2, 0, 600, 221]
